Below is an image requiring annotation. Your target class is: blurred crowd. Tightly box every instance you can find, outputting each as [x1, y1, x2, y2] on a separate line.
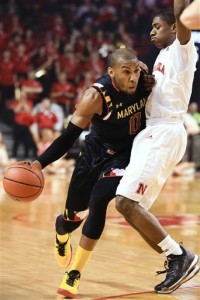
[0, 0, 174, 117]
[174, 102, 200, 177]
[0, 0, 200, 176]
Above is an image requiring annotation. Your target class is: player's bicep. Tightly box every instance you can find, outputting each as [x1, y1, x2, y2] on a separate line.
[176, 18, 191, 45]
[174, 1, 191, 45]
[70, 87, 102, 129]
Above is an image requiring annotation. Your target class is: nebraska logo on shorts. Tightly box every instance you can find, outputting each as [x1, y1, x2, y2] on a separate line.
[136, 182, 148, 195]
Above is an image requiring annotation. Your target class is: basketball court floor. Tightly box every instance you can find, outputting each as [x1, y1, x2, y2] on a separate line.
[0, 172, 199, 300]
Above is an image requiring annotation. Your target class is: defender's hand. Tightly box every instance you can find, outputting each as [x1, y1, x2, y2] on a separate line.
[143, 74, 156, 92]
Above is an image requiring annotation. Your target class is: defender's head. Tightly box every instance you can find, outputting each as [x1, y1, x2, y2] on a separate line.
[150, 9, 176, 49]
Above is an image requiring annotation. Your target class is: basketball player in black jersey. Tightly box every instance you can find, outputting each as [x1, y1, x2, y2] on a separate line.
[34, 48, 155, 298]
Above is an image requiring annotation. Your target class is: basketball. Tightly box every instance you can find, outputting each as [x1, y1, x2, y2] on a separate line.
[3, 161, 44, 202]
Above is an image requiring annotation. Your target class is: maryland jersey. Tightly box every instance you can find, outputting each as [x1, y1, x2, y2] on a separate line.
[87, 74, 148, 152]
[66, 74, 150, 213]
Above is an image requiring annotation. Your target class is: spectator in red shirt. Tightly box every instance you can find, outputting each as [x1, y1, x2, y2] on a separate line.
[32, 97, 64, 136]
[0, 21, 10, 54]
[6, 13, 24, 37]
[75, 71, 96, 104]
[80, 51, 106, 79]
[10, 92, 37, 159]
[56, 45, 79, 84]
[32, 46, 54, 72]
[21, 70, 43, 103]
[24, 29, 37, 54]
[35, 98, 58, 132]
[14, 43, 31, 80]
[49, 14, 67, 39]
[50, 72, 76, 115]
[45, 38, 59, 60]
[7, 32, 23, 57]
[0, 49, 16, 119]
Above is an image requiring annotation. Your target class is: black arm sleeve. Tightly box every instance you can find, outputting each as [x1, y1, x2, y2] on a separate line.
[37, 121, 83, 169]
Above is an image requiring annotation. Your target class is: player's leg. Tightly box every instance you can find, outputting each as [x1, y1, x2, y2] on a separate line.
[54, 208, 88, 269]
[116, 198, 199, 293]
[116, 126, 171, 244]
[54, 153, 97, 268]
[57, 176, 120, 298]
[54, 139, 116, 269]
[125, 217, 163, 253]
[116, 125, 199, 293]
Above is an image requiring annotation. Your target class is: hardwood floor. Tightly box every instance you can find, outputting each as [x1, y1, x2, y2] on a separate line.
[0, 173, 199, 300]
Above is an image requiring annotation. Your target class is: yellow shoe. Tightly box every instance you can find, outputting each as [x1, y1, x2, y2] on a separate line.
[54, 234, 72, 268]
[57, 270, 81, 298]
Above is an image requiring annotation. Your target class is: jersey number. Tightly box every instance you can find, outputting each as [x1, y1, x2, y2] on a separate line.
[129, 112, 141, 135]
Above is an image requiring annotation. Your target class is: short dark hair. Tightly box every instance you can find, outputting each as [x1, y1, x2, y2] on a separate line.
[107, 48, 137, 68]
[154, 9, 175, 25]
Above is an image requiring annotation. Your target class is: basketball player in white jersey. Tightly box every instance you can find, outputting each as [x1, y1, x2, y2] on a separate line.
[116, 0, 200, 294]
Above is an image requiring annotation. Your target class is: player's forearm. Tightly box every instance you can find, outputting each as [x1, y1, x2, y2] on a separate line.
[174, 0, 190, 18]
[180, 0, 200, 30]
[174, 0, 191, 44]
[37, 121, 83, 169]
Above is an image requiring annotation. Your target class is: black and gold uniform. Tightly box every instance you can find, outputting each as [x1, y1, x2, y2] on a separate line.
[37, 67, 150, 238]
[63, 74, 149, 239]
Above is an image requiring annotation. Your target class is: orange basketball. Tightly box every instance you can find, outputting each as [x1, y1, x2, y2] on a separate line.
[3, 161, 44, 202]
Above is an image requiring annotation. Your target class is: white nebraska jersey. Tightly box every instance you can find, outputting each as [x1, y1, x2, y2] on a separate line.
[146, 37, 197, 122]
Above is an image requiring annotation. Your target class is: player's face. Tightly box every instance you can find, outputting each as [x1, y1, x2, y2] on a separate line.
[150, 16, 175, 49]
[108, 59, 141, 96]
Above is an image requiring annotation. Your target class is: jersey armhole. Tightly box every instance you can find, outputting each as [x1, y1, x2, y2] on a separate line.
[91, 85, 109, 118]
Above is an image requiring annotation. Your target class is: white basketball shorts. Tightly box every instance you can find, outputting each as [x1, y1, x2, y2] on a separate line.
[116, 122, 187, 210]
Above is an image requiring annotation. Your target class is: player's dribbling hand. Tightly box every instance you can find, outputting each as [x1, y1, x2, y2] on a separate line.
[33, 160, 42, 170]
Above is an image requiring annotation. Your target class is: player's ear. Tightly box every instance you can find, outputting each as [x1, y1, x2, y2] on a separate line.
[171, 22, 176, 34]
[108, 67, 114, 78]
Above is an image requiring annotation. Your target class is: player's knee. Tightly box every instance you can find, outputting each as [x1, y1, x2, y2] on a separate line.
[115, 196, 131, 215]
[82, 220, 103, 239]
[115, 196, 140, 219]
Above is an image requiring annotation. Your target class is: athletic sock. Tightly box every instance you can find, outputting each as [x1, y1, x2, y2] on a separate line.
[69, 245, 93, 273]
[57, 233, 69, 243]
[158, 235, 183, 256]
